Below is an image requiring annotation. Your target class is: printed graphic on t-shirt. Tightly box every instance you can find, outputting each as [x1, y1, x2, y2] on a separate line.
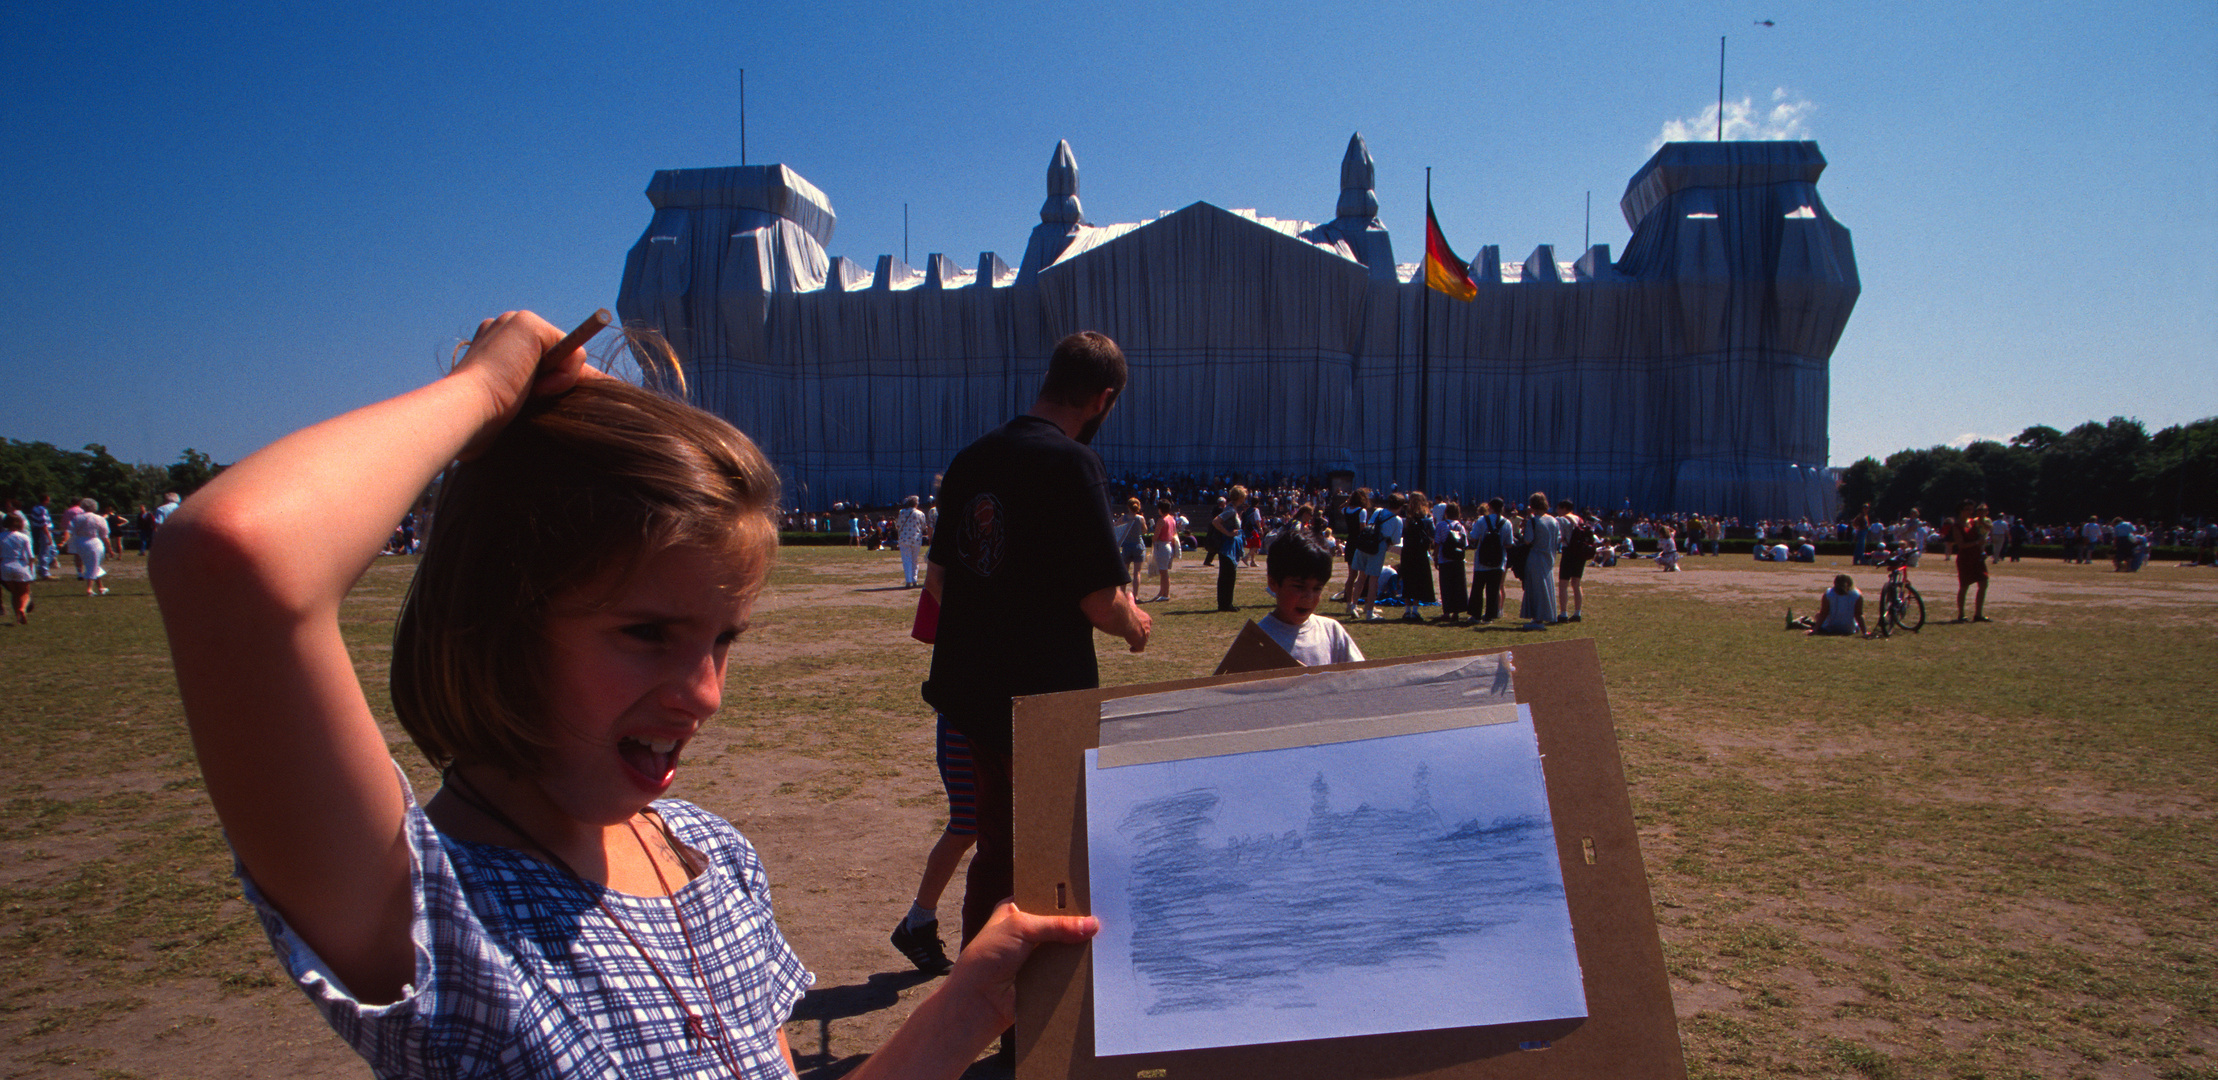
[959, 492, 1007, 577]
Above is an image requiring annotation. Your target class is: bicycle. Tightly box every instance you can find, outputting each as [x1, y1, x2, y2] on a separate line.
[1875, 548, 1924, 637]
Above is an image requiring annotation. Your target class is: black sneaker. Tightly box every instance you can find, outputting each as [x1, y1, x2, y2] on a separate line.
[891, 917, 953, 975]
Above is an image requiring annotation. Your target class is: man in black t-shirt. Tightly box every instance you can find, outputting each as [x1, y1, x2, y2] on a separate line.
[922, 330, 1152, 948]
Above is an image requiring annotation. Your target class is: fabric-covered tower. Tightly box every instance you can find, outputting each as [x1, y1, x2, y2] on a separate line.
[1299, 133, 1397, 282]
[1614, 141, 1856, 513]
[1017, 140, 1088, 286]
[616, 165, 836, 422]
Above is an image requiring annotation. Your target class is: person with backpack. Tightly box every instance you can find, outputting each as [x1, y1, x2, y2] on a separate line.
[1468, 497, 1514, 624]
[1555, 499, 1596, 623]
[1343, 488, 1395, 622]
[1434, 502, 1470, 625]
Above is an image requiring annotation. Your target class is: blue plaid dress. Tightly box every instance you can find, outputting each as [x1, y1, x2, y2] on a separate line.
[240, 771, 813, 1079]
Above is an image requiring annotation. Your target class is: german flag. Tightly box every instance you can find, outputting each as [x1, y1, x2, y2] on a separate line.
[1424, 200, 1478, 301]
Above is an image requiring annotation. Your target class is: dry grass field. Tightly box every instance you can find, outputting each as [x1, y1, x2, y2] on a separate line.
[1, 545, 2211, 1079]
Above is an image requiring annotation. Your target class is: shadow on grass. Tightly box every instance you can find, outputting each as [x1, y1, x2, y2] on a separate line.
[800, 1052, 1014, 1080]
[790, 969, 938, 1078]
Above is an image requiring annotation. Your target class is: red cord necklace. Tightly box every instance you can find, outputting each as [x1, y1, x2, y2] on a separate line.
[442, 770, 754, 1077]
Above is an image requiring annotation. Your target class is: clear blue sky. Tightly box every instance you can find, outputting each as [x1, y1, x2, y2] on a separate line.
[4, 0, 2213, 469]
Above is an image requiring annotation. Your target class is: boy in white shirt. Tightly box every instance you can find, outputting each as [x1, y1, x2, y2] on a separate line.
[1255, 531, 1367, 666]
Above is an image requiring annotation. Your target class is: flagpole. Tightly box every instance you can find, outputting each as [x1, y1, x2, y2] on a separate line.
[1717, 37, 1726, 141]
[1418, 167, 1432, 495]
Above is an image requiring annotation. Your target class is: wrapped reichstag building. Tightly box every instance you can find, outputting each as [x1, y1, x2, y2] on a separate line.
[616, 135, 1858, 519]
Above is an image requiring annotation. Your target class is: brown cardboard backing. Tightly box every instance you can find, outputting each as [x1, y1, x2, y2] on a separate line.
[1210, 619, 1302, 676]
[1012, 638, 1685, 1080]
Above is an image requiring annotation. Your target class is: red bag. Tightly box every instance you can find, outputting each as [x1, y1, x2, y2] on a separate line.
[911, 589, 939, 644]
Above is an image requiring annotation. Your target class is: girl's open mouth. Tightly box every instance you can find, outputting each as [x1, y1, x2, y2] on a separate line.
[617, 736, 681, 790]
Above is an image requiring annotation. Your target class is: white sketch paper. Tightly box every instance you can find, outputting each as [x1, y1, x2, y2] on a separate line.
[1086, 711, 1586, 1055]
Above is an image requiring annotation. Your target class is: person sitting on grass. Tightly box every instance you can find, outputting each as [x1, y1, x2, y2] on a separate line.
[149, 311, 1094, 1080]
[1789, 574, 1868, 637]
[1255, 531, 1366, 666]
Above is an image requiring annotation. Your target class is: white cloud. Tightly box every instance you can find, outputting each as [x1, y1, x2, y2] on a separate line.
[1945, 432, 2014, 449]
[1651, 87, 1816, 150]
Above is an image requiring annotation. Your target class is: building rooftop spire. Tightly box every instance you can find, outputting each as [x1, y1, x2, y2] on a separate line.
[1301, 132, 1396, 279]
[1041, 139, 1085, 226]
[1336, 132, 1379, 221]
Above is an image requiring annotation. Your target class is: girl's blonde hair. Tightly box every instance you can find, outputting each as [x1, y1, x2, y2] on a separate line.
[391, 349, 780, 773]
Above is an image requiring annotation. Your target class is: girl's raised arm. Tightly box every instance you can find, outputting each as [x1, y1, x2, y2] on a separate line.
[151, 311, 596, 1004]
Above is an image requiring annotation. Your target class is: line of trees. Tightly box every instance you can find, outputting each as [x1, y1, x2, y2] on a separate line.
[1836, 416, 2217, 525]
[0, 439, 224, 515]
[12, 415, 2213, 531]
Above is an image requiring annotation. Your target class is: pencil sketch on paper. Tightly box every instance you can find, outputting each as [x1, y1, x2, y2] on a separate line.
[1086, 718, 1586, 1056]
[1119, 769, 1558, 1015]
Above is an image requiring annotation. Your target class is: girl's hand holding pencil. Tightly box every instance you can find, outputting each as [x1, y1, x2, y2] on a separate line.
[453, 309, 612, 459]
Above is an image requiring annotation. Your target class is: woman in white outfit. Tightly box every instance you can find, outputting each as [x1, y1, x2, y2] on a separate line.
[2, 511, 35, 622]
[68, 499, 111, 596]
[894, 495, 928, 588]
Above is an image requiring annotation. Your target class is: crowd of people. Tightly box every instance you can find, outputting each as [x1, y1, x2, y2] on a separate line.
[819, 487, 2213, 654]
[784, 471, 2218, 589]
[776, 503, 947, 556]
[0, 492, 183, 620]
[1829, 504, 2212, 573]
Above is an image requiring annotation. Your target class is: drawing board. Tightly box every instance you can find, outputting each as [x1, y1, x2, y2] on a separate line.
[1013, 639, 1685, 1080]
[1210, 618, 1300, 675]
